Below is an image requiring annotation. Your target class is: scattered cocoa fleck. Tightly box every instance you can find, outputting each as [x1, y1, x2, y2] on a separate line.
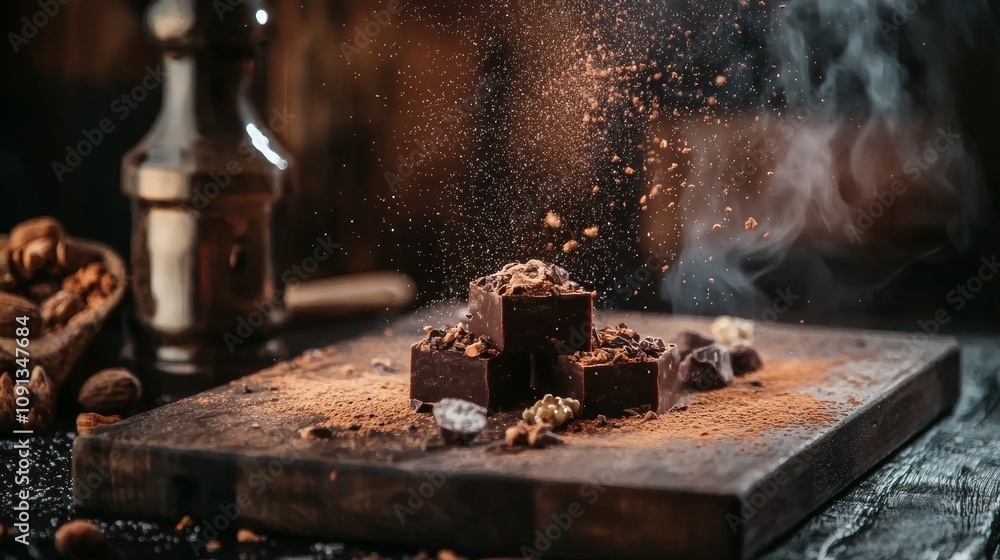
[745, 217, 759, 230]
[544, 212, 562, 229]
[175, 516, 194, 532]
[584, 226, 599, 238]
[562, 240, 580, 253]
[237, 528, 265, 543]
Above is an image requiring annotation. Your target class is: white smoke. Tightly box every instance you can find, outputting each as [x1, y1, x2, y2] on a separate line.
[665, 0, 991, 318]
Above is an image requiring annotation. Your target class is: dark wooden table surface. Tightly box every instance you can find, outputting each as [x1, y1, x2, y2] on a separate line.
[2, 322, 999, 560]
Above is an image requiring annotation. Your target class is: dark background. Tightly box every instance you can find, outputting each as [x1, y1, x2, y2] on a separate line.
[0, 0, 998, 333]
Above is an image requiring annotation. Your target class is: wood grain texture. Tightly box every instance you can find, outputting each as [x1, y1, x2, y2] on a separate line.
[72, 307, 961, 559]
[761, 340, 1000, 560]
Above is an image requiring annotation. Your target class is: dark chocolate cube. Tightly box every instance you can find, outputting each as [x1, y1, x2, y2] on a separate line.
[545, 356, 660, 418]
[410, 344, 531, 412]
[468, 283, 594, 353]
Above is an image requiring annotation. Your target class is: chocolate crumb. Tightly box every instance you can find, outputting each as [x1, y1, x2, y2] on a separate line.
[175, 516, 194, 532]
[642, 411, 658, 421]
[749, 380, 764, 388]
[347, 423, 362, 431]
[409, 398, 433, 413]
[370, 357, 394, 372]
[300, 426, 333, 440]
[595, 414, 608, 427]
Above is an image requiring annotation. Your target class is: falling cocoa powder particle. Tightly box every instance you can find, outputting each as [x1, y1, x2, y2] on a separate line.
[584, 226, 599, 238]
[563, 240, 580, 253]
[712, 223, 722, 231]
[544, 212, 562, 229]
[745, 217, 759, 230]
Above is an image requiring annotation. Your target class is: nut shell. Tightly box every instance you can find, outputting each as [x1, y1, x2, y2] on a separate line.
[78, 368, 143, 414]
[40, 290, 85, 330]
[9, 217, 64, 252]
[0, 292, 40, 338]
[0, 372, 14, 432]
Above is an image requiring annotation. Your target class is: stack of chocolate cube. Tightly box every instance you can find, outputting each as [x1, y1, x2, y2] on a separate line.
[410, 261, 681, 418]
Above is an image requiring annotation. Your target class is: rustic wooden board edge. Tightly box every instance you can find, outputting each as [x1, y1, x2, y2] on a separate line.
[741, 345, 962, 558]
[70, 322, 966, 560]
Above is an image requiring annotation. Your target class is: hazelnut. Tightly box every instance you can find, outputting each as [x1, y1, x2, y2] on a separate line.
[709, 316, 755, 348]
[522, 394, 581, 427]
[54, 520, 107, 560]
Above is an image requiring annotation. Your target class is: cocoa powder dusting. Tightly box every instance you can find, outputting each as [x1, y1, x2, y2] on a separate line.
[230, 354, 849, 453]
[569, 358, 847, 446]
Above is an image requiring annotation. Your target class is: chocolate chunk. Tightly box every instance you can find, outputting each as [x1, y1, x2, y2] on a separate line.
[679, 344, 734, 390]
[656, 343, 682, 413]
[409, 399, 433, 413]
[731, 345, 763, 376]
[410, 339, 530, 412]
[468, 283, 595, 354]
[675, 330, 716, 359]
[540, 354, 660, 418]
[535, 324, 672, 418]
[433, 398, 487, 445]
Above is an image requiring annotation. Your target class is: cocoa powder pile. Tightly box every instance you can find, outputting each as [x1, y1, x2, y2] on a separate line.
[471, 260, 584, 296]
[237, 349, 849, 452]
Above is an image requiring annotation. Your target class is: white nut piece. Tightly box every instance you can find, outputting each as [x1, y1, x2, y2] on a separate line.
[522, 394, 581, 427]
[710, 316, 755, 348]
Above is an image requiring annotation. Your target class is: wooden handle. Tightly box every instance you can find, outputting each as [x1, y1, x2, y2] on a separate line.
[284, 272, 417, 320]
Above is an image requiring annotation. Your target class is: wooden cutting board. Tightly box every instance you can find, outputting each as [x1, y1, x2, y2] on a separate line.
[72, 308, 959, 559]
